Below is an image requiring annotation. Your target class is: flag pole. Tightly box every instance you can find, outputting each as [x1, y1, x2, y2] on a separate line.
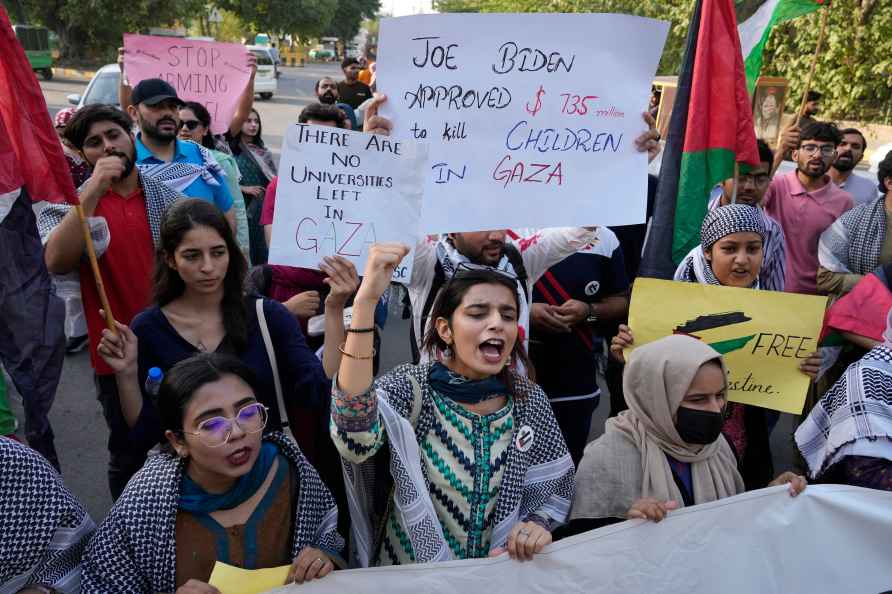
[731, 161, 740, 204]
[75, 204, 117, 333]
[794, 3, 832, 126]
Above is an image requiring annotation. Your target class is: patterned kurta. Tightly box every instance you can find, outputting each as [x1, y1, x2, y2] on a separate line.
[339, 388, 514, 563]
[331, 363, 575, 567]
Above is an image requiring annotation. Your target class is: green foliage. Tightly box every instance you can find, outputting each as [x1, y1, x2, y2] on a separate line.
[434, 0, 892, 122]
[324, 0, 380, 52]
[213, 0, 339, 39]
[8, 0, 207, 60]
[760, 0, 892, 123]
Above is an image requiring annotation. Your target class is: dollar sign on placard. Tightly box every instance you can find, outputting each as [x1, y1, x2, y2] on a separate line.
[525, 85, 545, 117]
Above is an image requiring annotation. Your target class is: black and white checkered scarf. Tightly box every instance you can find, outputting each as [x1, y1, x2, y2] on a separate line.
[80, 432, 343, 593]
[0, 438, 95, 593]
[676, 204, 766, 287]
[796, 345, 892, 479]
[818, 196, 886, 275]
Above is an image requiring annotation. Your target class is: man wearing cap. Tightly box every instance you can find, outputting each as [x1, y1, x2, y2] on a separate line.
[128, 78, 235, 229]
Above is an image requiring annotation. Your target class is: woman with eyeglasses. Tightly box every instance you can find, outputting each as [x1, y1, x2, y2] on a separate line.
[605, 205, 818, 494]
[330, 243, 575, 566]
[81, 353, 344, 592]
[178, 101, 250, 259]
[96, 198, 358, 488]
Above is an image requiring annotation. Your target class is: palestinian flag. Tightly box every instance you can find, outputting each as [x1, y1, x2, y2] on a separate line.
[738, 0, 827, 94]
[640, 0, 761, 277]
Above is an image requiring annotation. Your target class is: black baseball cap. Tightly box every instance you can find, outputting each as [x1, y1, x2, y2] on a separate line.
[131, 79, 184, 107]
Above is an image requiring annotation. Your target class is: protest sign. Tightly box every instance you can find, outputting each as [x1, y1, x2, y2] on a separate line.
[376, 13, 669, 233]
[123, 34, 251, 135]
[274, 485, 892, 594]
[267, 124, 428, 283]
[628, 278, 828, 414]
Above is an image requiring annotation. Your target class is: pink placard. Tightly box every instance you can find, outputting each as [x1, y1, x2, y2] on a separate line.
[123, 34, 251, 135]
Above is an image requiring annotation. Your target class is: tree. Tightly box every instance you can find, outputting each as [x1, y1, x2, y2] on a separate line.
[214, 0, 338, 40]
[324, 0, 380, 57]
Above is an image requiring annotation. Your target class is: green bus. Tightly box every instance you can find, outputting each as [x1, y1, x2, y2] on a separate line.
[13, 24, 54, 80]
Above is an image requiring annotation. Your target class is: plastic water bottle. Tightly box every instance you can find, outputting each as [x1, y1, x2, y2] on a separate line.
[144, 367, 163, 397]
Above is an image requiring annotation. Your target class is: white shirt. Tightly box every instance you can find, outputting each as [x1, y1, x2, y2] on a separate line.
[836, 172, 879, 207]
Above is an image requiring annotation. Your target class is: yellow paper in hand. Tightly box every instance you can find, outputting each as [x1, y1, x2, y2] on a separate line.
[208, 561, 291, 594]
[628, 278, 828, 414]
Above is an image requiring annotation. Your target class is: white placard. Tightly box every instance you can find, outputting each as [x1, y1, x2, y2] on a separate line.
[267, 124, 428, 284]
[377, 13, 669, 233]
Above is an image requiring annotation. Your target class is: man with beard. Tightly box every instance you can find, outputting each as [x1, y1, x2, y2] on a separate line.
[38, 105, 183, 499]
[315, 76, 358, 129]
[680, 139, 787, 291]
[829, 128, 877, 206]
[127, 79, 235, 230]
[337, 57, 372, 110]
[762, 122, 853, 294]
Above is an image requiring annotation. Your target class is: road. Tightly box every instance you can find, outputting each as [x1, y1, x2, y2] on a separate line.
[25, 63, 800, 523]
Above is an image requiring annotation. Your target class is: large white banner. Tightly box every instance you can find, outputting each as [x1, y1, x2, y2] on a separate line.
[377, 13, 669, 233]
[267, 123, 428, 284]
[271, 485, 892, 594]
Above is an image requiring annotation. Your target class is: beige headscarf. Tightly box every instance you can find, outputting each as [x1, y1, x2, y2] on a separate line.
[571, 335, 745, 520]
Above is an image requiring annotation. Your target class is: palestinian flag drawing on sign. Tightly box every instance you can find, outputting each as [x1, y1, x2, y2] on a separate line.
[738, 0, 828, 94]
[673, 311, 757, 355]
[640, 0, 761, 278]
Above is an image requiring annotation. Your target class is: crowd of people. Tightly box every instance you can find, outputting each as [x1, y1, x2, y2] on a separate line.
[2, 38, 892, 594]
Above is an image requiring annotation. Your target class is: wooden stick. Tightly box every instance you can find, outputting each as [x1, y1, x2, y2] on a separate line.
[795, 4, 832, 126]
[75, 203, 117, 333]
[731, 161, 740, 204]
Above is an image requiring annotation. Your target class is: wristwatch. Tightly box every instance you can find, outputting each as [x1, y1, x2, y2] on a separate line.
[586, 302, 599, 323]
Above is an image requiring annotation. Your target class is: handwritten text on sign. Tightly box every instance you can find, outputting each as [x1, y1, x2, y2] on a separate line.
[123, 34, 251, 135]
[377, 14, 668, 233]
[267, 124, 428, 283]
[628, 279, 828, 414]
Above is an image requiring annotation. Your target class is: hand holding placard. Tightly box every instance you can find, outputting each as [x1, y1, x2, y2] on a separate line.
[267, 124, 427, 284]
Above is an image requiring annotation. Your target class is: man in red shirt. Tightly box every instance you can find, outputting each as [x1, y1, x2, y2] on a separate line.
[763, 122, 853, 295]
[39, 104, 181, 498]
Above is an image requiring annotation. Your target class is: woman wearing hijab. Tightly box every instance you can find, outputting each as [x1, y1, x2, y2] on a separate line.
[570, 335, 805, 531]
[795, 309, 892, 491]
[620, 205, 821, 489]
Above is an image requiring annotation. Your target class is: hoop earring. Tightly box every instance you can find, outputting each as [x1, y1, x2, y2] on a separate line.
[442, 345, 453, 359]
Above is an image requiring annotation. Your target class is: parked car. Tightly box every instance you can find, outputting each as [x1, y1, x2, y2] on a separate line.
[248, 46, 278, 100]
[67, 63, 120, 108]
[309, 48, 335, 61]
[13, 24, 54, 80]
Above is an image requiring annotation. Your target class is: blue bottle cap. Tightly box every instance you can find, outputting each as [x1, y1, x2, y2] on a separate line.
[148, 367, 163, 381]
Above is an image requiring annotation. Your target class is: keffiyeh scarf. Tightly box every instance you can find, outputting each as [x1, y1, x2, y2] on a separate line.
[795, 345, 892, 479]
[0, 438, 95, 594]
[674, 204, 767, 288]
[341, 363, 574, 567]
[137, 142, 225, 194]
[80, 432, 342, 593]
[818, 197, 886, 275]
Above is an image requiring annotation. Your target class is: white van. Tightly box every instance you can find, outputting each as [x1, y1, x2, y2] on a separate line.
[248, 46, 278, 100]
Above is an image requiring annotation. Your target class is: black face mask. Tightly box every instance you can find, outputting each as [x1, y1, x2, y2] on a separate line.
[675, 406, 724, 445]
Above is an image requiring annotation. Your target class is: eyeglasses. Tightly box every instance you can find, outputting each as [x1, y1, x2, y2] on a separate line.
[180, 119, 202, 131]
[738, 172, 771, 187]
[183, 402, 268, 447]
[448, 261, 520, 284]
[799, 143, 836, 157]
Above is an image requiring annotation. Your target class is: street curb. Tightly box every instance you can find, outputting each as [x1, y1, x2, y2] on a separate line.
[52, 67, 96, 81]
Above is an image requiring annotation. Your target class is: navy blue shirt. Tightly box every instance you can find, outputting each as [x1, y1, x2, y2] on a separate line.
[128, 298, 329, 452]
[529, 229, 628, 400]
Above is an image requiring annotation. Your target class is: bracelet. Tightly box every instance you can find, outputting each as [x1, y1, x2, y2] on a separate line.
[347, 326, 376, 334]
[338, 342, 377, 360]
[586, 302, 599, 323]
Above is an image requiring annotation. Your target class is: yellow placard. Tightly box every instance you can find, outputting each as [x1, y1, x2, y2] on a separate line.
[208, 561, 290, 594]
[628, 278, 828, 414]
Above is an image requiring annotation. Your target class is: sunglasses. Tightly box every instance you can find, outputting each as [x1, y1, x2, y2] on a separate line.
[180, 119, 202, 131]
